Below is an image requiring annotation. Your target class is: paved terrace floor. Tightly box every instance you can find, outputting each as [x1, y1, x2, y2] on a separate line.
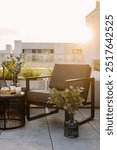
[0, 109, 100, 150]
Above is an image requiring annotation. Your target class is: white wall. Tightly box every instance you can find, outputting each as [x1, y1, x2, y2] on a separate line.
[14, 41, 84, 64]
[85, 2, 100, 65]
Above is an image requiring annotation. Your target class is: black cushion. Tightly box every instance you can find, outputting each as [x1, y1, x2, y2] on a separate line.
[27, 90, 52, 106]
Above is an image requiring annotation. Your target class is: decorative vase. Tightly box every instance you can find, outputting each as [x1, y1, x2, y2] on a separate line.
[64, 120, 79, 138]
[64, 110, 79, 138]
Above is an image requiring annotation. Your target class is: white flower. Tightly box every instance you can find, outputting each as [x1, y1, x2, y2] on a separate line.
[65, 88, 69, 92]
[69, 85, 73, 89]
[79, 87, 84, 92]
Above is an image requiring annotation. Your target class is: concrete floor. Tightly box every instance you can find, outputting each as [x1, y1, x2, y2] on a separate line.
[0, 109, 100, 150]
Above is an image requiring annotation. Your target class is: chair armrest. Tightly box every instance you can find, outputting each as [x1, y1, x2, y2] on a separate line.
[26, 75, 51, 80]
[65, 77, 95, 90]
[26, 76, 51, 92]
[65, 77, 95, 105]
[65, 77, 94, 83]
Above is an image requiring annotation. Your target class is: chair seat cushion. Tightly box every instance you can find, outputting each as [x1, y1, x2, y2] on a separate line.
[27, 90, 53, 106]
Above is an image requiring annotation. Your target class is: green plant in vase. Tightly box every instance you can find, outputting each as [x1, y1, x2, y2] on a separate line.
[49, 86, 84, 138]
[2, 54, 23, 86]
[49, 86, 84, 121]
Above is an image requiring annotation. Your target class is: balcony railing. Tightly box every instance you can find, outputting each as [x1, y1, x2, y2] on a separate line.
[0, 52, 84, 68]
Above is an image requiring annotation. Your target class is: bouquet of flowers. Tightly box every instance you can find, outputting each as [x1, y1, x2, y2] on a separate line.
[49, 86, 84, 114]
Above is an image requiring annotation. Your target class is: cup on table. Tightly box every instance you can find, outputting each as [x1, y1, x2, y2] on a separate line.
[10, 85, 16, 91]
[15, 87, 21, 94]
[1, 87, 9, 90]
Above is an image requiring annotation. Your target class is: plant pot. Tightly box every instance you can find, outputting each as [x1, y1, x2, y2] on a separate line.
[64, 120, 79, 138]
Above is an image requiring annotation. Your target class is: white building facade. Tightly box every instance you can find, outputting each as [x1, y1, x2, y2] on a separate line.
[0, 45, 12, 67]
[85, 1, 100, 66]
[0, 2, 100, 70]
[14, 41, 84, 68]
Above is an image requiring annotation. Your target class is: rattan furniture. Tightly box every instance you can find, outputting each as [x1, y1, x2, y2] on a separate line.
[0, 92, 25, 130]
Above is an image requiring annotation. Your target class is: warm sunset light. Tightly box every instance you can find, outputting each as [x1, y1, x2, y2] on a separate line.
[0, 1, 100, 147]
[0, 0, 96, 49]
[78, 26, 92, 43]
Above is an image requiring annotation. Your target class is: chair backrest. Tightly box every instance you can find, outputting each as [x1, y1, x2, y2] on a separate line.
[49, 64, 92, 100]
[0, 77, 7, 89]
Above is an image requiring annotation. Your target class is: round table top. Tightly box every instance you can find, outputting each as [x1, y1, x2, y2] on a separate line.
[0, 91, 25, 98]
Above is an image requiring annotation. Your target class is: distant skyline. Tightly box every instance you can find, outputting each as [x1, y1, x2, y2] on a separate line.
[0, 0, 96, 50]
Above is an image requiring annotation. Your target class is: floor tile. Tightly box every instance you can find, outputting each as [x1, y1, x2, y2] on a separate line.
[0, 109, 100, 150]
[52, 138, 100, 150]
[0, 139, 52, 150]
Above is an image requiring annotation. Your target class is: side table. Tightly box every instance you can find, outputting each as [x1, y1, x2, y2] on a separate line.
[0, 91, 25, 130]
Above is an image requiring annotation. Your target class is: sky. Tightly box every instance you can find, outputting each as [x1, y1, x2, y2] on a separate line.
[0, 0, 96, 50]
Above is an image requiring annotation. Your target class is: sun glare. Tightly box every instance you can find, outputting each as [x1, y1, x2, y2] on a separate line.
[0, 0, 95, 49]
[79, 26, 92, 43]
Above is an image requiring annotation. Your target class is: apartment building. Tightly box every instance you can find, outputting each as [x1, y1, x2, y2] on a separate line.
[85, 1, 100, 67]
[14, 41, 84, 68]
[0, 2, 100, 70]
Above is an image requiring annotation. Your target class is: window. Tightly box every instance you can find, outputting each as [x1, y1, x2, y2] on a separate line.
[22, 49, 54, 54]
[73, 49, 83, 62]
[73, 49, 82, 55]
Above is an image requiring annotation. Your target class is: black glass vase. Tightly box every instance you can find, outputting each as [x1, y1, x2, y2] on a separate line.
[64, 119, 79, 138]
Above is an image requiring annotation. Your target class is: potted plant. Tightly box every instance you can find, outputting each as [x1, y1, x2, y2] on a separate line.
[2, 54, 23, 86]
[49, 86, 84, 138]
[21, 67, 42, 78]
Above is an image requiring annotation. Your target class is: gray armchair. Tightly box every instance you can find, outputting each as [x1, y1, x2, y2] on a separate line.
[26, 64, 95, 124]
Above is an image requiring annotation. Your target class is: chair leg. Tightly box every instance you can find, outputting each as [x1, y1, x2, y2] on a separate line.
[79, 115, 94, 125]
[91, 105, 95, 119]
[26, 103, 30, 121]
[91, 77, 95, 119]
[75, 78, 95, 125]
[27, 106, 59, 121]
[63, 77, 95, 125]
[78, 103, 95, 125]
